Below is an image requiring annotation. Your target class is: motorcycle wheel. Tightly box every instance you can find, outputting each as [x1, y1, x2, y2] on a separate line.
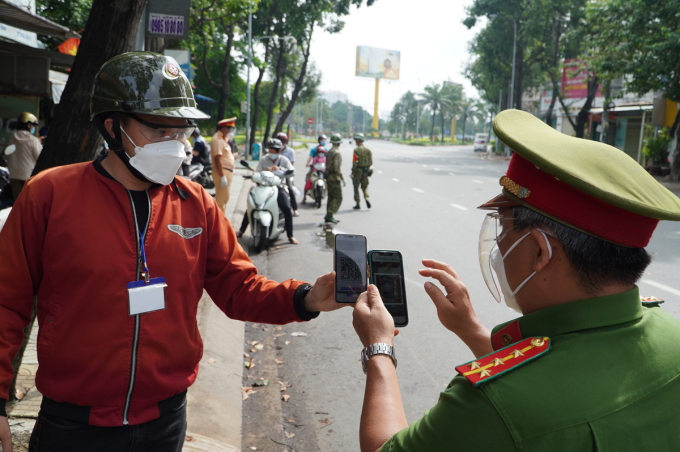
[254, 223, 268, 253]
[315, 186, 323, 208]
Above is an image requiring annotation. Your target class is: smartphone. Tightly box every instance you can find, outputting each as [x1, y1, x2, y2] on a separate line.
[334, 234, 368, 303]
[368, 250, 409, 327]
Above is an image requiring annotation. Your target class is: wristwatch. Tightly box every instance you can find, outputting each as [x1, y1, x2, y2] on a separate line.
[361, 343, 397, 374]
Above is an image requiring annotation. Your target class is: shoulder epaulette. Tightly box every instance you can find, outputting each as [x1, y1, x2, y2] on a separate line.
[641, 296, 664, 307]
[455, 337, 551, 387]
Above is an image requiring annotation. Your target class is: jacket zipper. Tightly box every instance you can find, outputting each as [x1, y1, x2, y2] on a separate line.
[123, 189, 151, 425]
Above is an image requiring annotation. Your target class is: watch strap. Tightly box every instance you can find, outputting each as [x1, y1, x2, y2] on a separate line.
[361, 343, 397, 374]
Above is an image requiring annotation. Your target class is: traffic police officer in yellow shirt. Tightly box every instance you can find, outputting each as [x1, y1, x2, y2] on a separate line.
[352, 133, 372, 210]
[351, 110, 680, 451]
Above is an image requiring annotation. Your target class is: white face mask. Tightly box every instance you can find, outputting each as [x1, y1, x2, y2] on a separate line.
[268, 153, 279, 161]
[489, 231, 552, 313]
[120, 126, 186, 185]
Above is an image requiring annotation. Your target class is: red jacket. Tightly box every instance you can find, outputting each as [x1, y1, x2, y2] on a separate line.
[0, 161, 307, 426]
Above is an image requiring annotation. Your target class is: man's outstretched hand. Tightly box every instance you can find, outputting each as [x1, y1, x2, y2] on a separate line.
[0, 416, 12, 452]
[419, 259, 492, 357]
[304, 271, 347, 313]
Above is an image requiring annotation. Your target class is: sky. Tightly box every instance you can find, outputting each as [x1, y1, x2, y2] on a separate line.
[307, 0, 486, 119]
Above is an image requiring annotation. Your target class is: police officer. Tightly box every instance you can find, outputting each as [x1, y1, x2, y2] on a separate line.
[324, 134, 345, 224]
[351, 109, 680, 451]
[351, 133, 372, 210]
[211, 117, 237, 213]
[0, 52, 342, 451]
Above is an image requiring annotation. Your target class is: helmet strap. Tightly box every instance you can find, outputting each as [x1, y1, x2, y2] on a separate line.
[93, 112, 123, 151]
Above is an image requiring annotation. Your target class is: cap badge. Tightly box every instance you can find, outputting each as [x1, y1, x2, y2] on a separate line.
[164, 63, 180, 79]
[500, 175, 531, 199]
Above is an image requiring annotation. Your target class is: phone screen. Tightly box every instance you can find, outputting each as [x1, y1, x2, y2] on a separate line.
[334, 234, 367, 303]
[369, 251, 408, 326]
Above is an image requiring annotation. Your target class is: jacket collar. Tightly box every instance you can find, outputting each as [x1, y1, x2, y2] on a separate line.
[491, 287, 643, 350]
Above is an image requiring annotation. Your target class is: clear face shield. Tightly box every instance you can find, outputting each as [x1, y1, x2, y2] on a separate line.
[478, 212, 513, 303]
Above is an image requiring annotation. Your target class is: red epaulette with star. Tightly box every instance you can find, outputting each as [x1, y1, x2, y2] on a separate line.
[641, 296, 664, 307]
[455, 337, 551, 387]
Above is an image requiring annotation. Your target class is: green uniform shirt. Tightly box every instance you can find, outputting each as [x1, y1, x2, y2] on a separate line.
[382, 287, 680, 451]
[353, 145, 372, 169]
[326, 146, 343, 182]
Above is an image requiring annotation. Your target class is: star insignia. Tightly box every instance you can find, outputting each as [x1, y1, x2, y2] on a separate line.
[512, 349, 524, 358]
[479, 369, 492, 378]
[469, 362, 481, 370]
[492, 358, 505, 366]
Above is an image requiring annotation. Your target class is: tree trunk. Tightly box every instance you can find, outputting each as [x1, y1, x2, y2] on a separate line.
[515, 46, 524, 110]
[670, 108, 680, 181]
[441, 111, 445, 142]
[575, 75, 599, 138]
[263, 40, 286, 146]
[430, 108, 436, 141]
[545, 17, 561, 126]
[216, 21, 235, 121]
[275, 26, 315, 135]
[32, 0, 146, 175]
[462, 113, 468, 143]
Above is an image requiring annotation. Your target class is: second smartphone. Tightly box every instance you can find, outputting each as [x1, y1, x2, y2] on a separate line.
[368, 250, 409, 327]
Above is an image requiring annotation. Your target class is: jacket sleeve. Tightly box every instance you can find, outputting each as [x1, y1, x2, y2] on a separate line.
[201, 190, 309, 324]
[0, 178, 47, 410]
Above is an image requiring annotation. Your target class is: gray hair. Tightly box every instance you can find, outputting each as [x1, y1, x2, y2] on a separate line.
[511, 206, 651, 295]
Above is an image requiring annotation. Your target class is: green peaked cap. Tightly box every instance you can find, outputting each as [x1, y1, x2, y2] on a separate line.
[494, 110, 680, 221]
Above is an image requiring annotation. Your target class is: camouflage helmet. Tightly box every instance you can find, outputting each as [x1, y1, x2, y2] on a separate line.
[90, 52, 209, 120]
[330, 134, 342, 144]
[354, 133, 365, 142]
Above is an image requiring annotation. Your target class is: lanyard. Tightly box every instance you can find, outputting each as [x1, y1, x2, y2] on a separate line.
[138, 229, 150, 283]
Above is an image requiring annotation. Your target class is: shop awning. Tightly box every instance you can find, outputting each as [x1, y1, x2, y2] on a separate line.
[0, 39, 75, 67]
[589, 104, 653, 114]
[0, 0, 80, 39]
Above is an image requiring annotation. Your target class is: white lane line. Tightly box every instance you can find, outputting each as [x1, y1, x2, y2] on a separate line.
[641, 280, 680, 297]
[412, 188, 424, 193]
[450, 203, 469, 211]
[378, 170, 383, 174]
[434, 168, 440, 171]
[422, 164, 428, 167]
[392, 178, 400, 182]
[675, 231, 680, 234]
[448, 172, 455, 176]
[472, 179, 484, 184]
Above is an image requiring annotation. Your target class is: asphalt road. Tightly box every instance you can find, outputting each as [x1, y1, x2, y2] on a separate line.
[240, 140, 680, 452]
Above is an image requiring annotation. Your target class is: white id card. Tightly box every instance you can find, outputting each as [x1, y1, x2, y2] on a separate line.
[127, 277, 167, 315]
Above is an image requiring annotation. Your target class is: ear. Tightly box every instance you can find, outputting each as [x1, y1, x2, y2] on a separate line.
[530, 229, 553, 273]
[104, 118, 116, 139]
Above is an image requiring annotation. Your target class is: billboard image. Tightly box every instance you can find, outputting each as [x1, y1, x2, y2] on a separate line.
[356, 46, 400, 80]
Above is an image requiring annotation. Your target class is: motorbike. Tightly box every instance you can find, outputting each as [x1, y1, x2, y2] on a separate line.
[241, 160, 294, 253]
[305, 162, 326, 208]
[0, 145, 15, 211]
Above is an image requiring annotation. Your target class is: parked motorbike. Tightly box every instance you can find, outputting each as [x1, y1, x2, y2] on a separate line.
[196, 161, 214, 189]
[305, 162, 326, 208]
[241, 160, 294, 253]
[0, 145, 15, 211]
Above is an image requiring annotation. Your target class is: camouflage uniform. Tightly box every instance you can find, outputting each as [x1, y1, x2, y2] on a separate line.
[325, 145, 343, 216]
[352, 144, 372, 205]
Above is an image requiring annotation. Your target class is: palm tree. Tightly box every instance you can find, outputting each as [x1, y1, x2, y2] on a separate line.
[419, 84, 447, 141]
[441, 83, 465, 142]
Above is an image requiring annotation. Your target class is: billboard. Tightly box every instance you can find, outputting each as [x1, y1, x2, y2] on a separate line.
[356, 46, 400, 80]
[561, 59, 601, 99]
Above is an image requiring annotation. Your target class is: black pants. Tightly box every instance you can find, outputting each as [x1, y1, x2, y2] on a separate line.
[286, 177, 298, 210]
[28, 397, 187, 452]
[240, 187, 293, 238]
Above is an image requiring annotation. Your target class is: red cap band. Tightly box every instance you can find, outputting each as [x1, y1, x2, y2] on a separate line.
[506, 155, 658, 247]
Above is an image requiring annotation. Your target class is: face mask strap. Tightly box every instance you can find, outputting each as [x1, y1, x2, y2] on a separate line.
[501, 231, 531, 260]
[508, 230, 553, 298]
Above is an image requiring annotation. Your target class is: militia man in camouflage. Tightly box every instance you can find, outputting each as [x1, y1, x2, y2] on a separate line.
[352, 133, 373, 209]
[324, 134, 345, 223]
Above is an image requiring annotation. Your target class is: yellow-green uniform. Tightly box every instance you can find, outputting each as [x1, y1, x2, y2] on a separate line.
[382, 288, 680, 451]
[325, 145, 343, 216]
[352, 144, 372, 205]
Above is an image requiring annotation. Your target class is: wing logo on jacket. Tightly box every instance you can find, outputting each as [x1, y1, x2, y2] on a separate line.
[168, 224, 203, 239]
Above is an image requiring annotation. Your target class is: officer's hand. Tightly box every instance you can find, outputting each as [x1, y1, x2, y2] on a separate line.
[352, 285, 399, 347]
[0, 416, 12, 452]
[220, 175, 228, 188]
[304, 272, 348, 313]
[419, 259, 484, 339]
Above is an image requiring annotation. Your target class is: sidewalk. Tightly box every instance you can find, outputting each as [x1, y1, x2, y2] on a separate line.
[6, 169, 253, 451]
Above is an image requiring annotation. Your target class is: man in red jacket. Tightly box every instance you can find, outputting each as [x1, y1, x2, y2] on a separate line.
[0, 52, 341, 452]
